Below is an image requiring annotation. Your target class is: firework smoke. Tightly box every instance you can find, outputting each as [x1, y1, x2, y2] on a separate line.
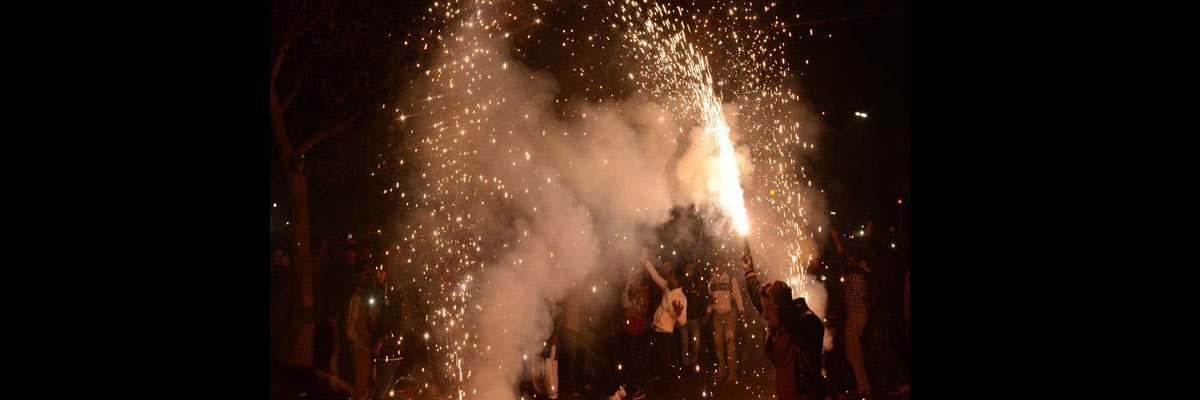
[396, 1, 830, 397]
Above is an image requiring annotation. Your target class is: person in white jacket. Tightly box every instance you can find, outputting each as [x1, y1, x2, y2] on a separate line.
[706, 265, 745, 383]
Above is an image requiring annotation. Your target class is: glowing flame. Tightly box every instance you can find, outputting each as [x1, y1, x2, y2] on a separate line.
[623, 4, 751, 236]
[705, 112, 750, 235]
[692, 48, 749, 236]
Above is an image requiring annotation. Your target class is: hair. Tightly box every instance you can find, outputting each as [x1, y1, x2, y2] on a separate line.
[758, 280, 792, 306]
[667, 267, 683, 283]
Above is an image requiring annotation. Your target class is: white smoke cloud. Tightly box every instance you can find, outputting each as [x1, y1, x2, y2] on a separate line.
[402, 3, 830, 397]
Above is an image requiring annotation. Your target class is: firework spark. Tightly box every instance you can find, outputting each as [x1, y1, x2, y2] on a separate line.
[387, 1, 830, 398]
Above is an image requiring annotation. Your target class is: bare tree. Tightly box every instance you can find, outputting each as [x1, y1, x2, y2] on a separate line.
[270, 0, 416, 365]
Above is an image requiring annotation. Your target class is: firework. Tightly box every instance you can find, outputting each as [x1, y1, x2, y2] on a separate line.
[386, 1, 831, 398]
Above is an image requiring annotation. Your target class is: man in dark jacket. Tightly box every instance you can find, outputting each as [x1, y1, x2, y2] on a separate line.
[742, 253, 825, 400]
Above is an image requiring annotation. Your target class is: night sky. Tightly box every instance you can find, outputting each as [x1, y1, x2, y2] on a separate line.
[271, 0, 910, 245]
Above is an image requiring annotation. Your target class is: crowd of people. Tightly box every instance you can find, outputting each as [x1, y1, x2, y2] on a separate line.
[270, 220, 910, 400]
[271, 235, 437, 400]
[524, 220, 909, 400]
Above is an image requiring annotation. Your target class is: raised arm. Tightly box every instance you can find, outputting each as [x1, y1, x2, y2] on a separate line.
[831, 229, 845, 254]
[742, 254, 764, 315]
[642, 248, 669, 291]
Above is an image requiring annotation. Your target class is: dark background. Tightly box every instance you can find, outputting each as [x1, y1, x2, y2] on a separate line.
[269, 0, 911, 247]
[154, 0, 1064, 396]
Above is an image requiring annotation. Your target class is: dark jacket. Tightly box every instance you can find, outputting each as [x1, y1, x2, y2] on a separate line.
[681, 272, 707, 320]
[747, 271, 826, 400]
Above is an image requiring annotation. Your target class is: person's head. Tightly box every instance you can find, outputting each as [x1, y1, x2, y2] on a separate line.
[667, 268, 682, 290]
[344, 248, 358, 266]
[845, 240, 866, 262]
[757, 281, 792, 329]
[683, 261, 696, 278]
[272, 248, 290, 269]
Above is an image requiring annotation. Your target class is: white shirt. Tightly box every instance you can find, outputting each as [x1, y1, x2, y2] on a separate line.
[709, 271, 744, 315]
[653, 288, 687, 333]
[643, 258, 687, 333]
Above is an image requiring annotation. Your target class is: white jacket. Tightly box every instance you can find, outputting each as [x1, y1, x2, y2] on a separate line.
[644, 258, 686, 333]
[708, 271, 744, 315]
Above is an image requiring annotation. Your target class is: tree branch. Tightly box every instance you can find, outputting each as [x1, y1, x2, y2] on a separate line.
[270, 41, 290, 89]
[280, 61, 309, 112]
[297, 108, 370, 156]
[289, 0, 340, 47]
[271, 0, 339, 88]
[270, 87, 297, 168]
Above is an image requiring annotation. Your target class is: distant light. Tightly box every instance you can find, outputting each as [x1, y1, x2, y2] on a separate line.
[891, 243, 896, 248]
[272, 203, 277, 208]
[855, 111, 869, 118]
[897, 198, 903, 205]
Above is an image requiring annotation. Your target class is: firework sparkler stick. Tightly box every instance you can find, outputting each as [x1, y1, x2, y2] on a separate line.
[742, 236, 754, 270]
